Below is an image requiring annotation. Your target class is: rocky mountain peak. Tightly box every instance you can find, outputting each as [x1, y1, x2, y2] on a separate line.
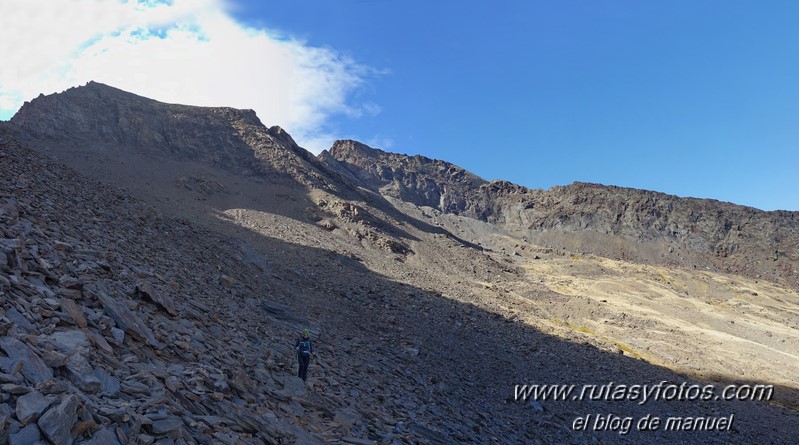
[11, 81, 263, 151]
[9, 82, 344, 192]
[321, 140, 487, 211]
[326, 139, 382, 159]
[16, 81, 262, 124]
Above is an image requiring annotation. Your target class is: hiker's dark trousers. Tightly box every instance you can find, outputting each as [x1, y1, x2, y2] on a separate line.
[298, 353, 310, 381]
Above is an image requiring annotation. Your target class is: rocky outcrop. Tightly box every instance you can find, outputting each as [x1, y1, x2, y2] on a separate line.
[10, 81, 344, 193]
[12, 83, 263, 169]
[321, 140, 487, 212]
[323, 141, 799, 286]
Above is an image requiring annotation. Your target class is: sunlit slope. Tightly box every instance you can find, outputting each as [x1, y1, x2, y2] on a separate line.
[519, 255, 799, 395]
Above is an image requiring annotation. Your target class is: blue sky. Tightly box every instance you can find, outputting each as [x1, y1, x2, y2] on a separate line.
[233, 0, 799, 212]
[1, 1, 797, 210]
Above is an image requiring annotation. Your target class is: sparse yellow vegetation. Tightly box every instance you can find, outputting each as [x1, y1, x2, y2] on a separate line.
[568, 324, 593, 334]
[518, 253, 799, 397]
[611, 340, 644, 360]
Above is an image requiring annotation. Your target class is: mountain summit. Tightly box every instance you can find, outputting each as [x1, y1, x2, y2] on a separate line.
[11, 81, 336, 191]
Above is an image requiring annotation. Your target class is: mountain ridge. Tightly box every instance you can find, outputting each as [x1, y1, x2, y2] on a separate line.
[9, 82, 344, 195]
[9, 83, 799, 288]
[322, 138, 799, 287]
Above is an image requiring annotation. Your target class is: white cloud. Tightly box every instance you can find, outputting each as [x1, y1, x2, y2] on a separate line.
[0, 0, 377, 153]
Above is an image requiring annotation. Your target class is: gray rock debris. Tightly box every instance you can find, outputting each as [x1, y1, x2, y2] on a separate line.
[136, 282, 177, 316]
[4, 97, 796, 445]
[81, 427, 122, 445]
[14, 390, 50, 425]
[4, 309, 35, 333]
[0, 337, 53, 385]
[95, 290, 162, 348]
[45, 330, 101, 393]
[149, 415, 184, 435]
[37, 395, 78, 445]
[8, 423, 42, 445]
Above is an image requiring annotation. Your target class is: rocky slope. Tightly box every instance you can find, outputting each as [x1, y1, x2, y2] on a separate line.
[1, 128, 539, 444]
[16, 82, 798, 291]
[322, 141, 799, 288]
[10, 81, 348, 196]
[0, 130, 322, 444]
[3, 84, 798, 444]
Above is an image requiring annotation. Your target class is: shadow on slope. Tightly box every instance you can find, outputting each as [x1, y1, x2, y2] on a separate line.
[4, 125, 795, 444]
[205, 206, 798, 445]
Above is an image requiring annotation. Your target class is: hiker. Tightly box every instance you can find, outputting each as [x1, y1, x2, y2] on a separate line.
[293, 328, 313, 381]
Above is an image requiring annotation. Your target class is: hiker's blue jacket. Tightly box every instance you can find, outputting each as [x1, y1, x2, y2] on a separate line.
[294, 336, 313, 356]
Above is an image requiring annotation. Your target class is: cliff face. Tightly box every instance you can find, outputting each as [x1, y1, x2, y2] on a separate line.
[322, 140, 799, 285]
[321, 140, 487, 212]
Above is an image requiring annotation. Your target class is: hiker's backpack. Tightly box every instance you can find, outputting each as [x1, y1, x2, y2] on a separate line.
[298, 338, 311, 356]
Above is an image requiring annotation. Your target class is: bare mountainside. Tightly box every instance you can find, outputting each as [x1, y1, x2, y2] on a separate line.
[2, 83, 798, 444]
[10, 81, 351, 198]
[322, 140, 799, 288]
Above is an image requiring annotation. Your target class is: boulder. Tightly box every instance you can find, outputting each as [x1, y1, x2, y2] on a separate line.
[8, 423, 42, 445]
[278, 376, 307, 399]
[136, 282, 177, 316]
[58, 298, 87, 328]
[81, 427, 122, 445]
[4, 309, 35, 333]
[37, 395, 78, 445]
[15, 390, 50, 425]
[46, 330, 100, 393]
[93, 367, 120, 397]
[96, 292, 162, 348]
[149, 415, 184, 435]
[0, 337, 53, 384]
